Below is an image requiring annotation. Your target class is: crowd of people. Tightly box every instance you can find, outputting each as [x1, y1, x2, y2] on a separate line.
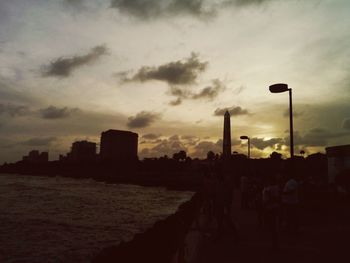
[199, 166, 300, 249]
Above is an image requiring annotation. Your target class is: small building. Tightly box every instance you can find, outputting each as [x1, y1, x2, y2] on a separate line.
[100, 129, 138, 162]
[22, 150, 49, 163]
[326, 145, 350, 183]
[70, 140, 97, 162]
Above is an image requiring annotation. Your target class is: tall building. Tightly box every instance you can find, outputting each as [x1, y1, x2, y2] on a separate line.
[70, 140, 97, 162]
[223, 110, 231, 158]
[100, 130, 138, 161]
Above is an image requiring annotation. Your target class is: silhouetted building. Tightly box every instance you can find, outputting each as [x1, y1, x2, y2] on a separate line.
[40, 152, 49, 162]
[22, 150, 49, 163]
[100, 130, 138, 162]
[70, 140, 97, 162]
[326, 145, 350, 183]
[223, 111, 231, 158]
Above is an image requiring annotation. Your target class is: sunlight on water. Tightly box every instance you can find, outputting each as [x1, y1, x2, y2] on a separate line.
[0, 174, 193, 262]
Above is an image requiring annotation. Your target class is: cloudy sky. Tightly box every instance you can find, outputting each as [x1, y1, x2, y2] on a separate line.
[0, 0, 350, 162]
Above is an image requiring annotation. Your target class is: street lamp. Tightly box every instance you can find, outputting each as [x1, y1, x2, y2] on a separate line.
[240, 135, 250, 159]
[269, 83, 294, 159]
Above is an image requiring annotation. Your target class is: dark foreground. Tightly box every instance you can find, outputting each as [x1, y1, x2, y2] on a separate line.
[181, 191, 350, 263]
[92, 190, 350, 263]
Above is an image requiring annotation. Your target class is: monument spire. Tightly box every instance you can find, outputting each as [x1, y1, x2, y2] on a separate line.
[223, 110, 231, 158]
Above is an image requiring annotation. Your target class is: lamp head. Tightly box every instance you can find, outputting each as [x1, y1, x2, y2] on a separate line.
[240, 136, 249, 140]
[269, 83, 289, 93]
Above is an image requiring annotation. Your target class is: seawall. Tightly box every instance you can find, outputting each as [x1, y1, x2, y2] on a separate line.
[92, 193, 201, 263]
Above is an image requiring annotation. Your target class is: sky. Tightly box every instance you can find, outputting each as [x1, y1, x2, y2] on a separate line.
[0, 0, 350, 163]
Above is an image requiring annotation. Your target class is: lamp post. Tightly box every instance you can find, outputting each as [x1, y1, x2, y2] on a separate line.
[240, 135, 250, 159]
[269, 83, 294, 159]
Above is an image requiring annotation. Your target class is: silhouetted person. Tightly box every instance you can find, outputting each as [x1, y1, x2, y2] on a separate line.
[200, 170, 215, 223]
[282, 171, 299, 236]
[225, 174, 233, 209]
[262, 174, 280, 249]
[214, 172, 239, 241]
[252, 176, 264, 229]
[240, 174, 249, 209]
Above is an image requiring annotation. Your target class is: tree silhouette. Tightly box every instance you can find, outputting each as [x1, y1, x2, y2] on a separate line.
[173, 150, 187, 161]
[270, 151, 282, 160]
[207, 151, 215, 161]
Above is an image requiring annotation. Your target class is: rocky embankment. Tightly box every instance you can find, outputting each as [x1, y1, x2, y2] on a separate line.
[92, 193, 201, 263]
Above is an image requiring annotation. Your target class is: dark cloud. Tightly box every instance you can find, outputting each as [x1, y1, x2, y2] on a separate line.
[192, 138, 240, 158]
[250, 137, 284, 150]
[110, 0, 215, 20]
[191, 79, 225, 100]
[167, 0, 215, 18]
[118, 53, 225, 106]
[111, 0, 161, 19]
[293, 128, 349, 147]
[214, 106, 249, 116]
[64, 0, 84, 8]
[142, 136, 242, 158]
[42, 45, 108, 77]
[127, 111, 161, 128]
[168, 79, 225, 106]
[110, 0, 274, 20]
[169, 86, 190, 98]
[240, 127, 348, 153]
[21, 137, 57, 146]
[168, 87, 187, 106]
[224, 0, 273, 7]
[0, 103, 30, 117]
[39, 106, 78, 119]
[169, 98, 183, 106]
[192, 139, 222, 157]
[121, 53, 207, 85]
[140, 138, 187, 158]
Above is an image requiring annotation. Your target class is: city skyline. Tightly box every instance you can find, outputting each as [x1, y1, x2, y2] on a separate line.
[1, 0, 350, 162]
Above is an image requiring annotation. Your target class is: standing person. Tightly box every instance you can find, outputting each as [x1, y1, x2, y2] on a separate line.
[224, 173, 239, 241]
[201, 170, 214, 220]
[262, 174, 281, 249]
[224, 173, 234, 217]
[214, 172, 226, 239]
[253, 176, 264, 229]
[214, 172, 239, 241]
[282, 172, 299, 236]
[240, 174, 249, 210]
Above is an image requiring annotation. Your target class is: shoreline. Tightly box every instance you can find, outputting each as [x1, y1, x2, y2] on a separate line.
[92, 192, 201, 263]
[0, 171, 201, 192]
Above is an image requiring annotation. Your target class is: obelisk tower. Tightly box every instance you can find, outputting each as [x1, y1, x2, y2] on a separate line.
[223, 110, 231, 158]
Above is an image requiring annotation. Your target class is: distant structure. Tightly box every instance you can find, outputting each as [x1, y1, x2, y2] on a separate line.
[100, 130, 138, 162]
[70, 140, 97, 162]
[326, 144, 350, 183]
[223, 110, 232, 158]
[22, 150, 48, 163]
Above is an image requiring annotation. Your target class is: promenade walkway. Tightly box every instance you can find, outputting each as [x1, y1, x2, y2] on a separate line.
[173, 190, 350, 263]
